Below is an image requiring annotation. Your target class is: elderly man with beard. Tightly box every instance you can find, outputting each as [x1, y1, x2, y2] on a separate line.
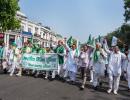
[91, 43, 107, 90]
[104, 45, 126, 95]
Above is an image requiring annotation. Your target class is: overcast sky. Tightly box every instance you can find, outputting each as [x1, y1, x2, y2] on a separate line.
[19, 0, 124, 42]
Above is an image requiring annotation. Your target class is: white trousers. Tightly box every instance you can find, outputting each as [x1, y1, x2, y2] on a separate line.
[93, 72, 102, 87]
[108, 74, 120, 91]
[128, 75, 130, 88]
[9, 61, 18, 75]
[90, 70, 93, 81]
[68, 71, 76, 81]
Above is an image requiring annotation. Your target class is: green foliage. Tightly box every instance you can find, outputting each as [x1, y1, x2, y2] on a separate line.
[0, 0, 20, 32]
[124, 0, 130, 22]
[106, 24, 130, 48]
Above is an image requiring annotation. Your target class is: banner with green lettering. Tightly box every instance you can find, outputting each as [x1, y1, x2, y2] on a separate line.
[22, 53, 58, 71]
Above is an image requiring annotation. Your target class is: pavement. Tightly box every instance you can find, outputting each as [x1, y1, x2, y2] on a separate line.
[0, 73, 129, 100]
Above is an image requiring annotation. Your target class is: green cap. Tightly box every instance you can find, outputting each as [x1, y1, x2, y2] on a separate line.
[11, 42, 17, 47]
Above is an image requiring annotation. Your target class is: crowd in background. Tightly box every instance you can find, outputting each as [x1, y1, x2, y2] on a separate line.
[0, 37, 130, 95]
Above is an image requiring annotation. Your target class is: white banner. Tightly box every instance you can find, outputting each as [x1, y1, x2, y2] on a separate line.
[111, 36, 117, 46]
[22, 53, 58, 71]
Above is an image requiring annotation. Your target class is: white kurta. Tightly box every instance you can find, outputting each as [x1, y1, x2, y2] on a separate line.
[92, 49, 107, 76]
[2, 46, 8, 59]
[126, 53, 130, 76]
[126, 52, 130, 88]
[79, 49, 91, 68]
[8, 49, 14, 65]
[66, 49, 77, 73]
[108, 52, 126, 76]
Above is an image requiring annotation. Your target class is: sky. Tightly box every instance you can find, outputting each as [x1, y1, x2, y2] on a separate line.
[19, 0, 124, 42]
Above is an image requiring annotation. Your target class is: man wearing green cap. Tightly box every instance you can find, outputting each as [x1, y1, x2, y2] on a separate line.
[91, 43, 107, 90]
[9, 42, 20, 76]
[54, 40, 65, 77]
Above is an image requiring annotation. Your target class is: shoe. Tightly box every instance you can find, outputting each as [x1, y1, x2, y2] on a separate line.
[16, 73, 22, 77]
[9, 74, 13, 76]
[113, 90, 118, 95]
[80, 85, 85, 90]
[71, 81, 76, 85]
[66, 79, 71, 82]
[90, 80, 93, 83]
[94, 86, 98, 90]
[99, 82, 103, 87]
[3, 69, 7, 74]
[44, 76, 48, 79]
[107, 89, 112, 94]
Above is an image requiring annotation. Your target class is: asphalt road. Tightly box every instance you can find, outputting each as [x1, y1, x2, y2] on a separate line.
[0, 73, 129, 100]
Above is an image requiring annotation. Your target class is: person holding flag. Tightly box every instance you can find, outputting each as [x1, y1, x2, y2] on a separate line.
[79, 44, 94, 90]
[103, 43, 126, 94]
[65, 36, 79, 84]
[79, 35, 94, 90]
[91, 42, 107, 90]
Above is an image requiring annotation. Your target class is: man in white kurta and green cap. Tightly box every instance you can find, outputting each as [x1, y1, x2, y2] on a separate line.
[91, 42, 107, 90]
[9, 42, 20, 76]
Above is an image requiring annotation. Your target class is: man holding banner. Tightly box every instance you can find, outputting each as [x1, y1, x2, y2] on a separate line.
[54, 40, 65, 78]
[9, 42, 20, 76]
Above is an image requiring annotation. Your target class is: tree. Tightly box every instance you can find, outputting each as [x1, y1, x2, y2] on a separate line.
[106, 24, 130, 48]
[124, 0, 130, 22]
[0, 0, 20, 32]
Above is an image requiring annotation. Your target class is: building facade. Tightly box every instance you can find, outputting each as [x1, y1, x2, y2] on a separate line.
[2, 11, 63, 48]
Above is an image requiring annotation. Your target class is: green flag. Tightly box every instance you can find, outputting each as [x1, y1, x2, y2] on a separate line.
[67, 36, 73, 47]
[76, 40, 80, 56]
[90, 37, 96, 48]
[98, 35, 101, 43]
[87, 34, 92, 45]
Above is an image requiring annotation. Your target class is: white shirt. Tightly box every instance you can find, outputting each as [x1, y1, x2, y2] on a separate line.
[108, 51, 126, 76]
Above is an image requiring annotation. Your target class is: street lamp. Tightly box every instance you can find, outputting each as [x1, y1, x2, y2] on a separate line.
[50, 37, 52, 48]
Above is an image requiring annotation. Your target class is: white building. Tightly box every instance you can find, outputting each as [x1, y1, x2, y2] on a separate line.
[2, 11, 62, 48]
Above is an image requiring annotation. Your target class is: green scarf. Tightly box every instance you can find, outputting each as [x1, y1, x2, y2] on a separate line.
[0, 47, 4, 59]
[55, 45, 64, 53]
[22, 46, 27, 54]
[38, 48, 46, 54]
[55, 45, 64, 64]
[93, 49, 100, 62]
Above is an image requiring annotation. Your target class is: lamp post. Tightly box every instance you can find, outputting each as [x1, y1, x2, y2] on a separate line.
[50, 37, 52, 48]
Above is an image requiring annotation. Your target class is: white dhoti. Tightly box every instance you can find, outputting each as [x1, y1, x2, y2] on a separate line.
[93, 62, 106, 87]
[108, 73, 120, 91]
[9, 61, 19, 76]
